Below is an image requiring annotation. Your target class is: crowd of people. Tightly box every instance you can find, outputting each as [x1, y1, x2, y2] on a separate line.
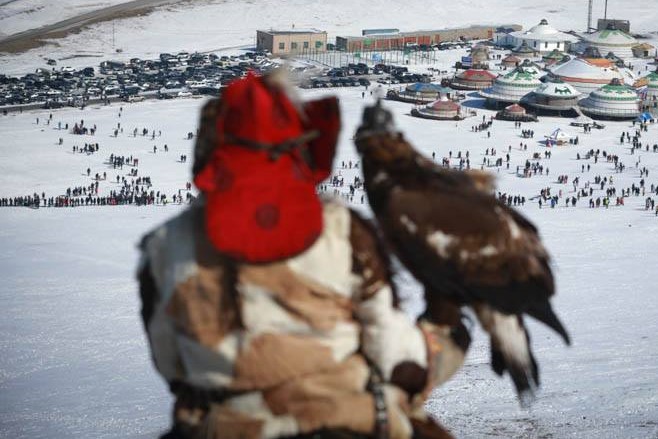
[1, 108, 199, 210]
[2, 88, 658, 221]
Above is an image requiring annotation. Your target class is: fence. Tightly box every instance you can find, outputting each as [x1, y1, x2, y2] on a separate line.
[295, 47, 448, 68]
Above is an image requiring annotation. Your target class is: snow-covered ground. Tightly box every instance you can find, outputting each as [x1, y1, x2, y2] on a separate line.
[2, 1, 658, 438]
[2, 86, 658, 438]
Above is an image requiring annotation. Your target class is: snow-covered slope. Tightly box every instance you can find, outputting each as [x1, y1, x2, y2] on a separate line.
[1, 0, 657, 74]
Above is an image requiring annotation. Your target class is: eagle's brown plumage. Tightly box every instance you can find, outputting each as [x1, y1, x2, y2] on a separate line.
[355, 101, 570, 403]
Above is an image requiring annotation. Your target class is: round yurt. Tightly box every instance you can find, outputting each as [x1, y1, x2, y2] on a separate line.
[479, 67, 542, 107]
[542, 48, 565, 66]
[501, 54, 521, 68]
[470, 45, 490, 68]
[511, 19, 579, 54]
[550, 57, 623, 94]
[522, 78, 582, 115]
[579, 78, 641, 119]
[512, 40, 540, 59]
[386, 82, 452, 104]
[411, 97, 463, 120]
[450, 69, 496, 90]
[581, 23, 637, 60]
[496, 103, 537, 121]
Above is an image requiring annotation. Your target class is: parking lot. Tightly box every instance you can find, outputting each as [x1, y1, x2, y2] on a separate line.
[0, 50, 274, 111]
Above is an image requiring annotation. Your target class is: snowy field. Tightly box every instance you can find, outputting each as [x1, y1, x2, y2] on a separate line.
[2, 86, 658, 438]
[2, 0, 658, 438]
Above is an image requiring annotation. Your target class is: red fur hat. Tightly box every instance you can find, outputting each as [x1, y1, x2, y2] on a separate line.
[194, 72, 340, 263]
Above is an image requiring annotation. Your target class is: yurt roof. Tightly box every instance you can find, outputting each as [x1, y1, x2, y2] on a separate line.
[543, 49, 565, 60]
[591, 79, 638, 100]
[582, 26, 637, 46]
[584, 58, 614, 68]
[505, 103, 526, 113]
[405, 82, 445, 93]
[458, 69, 497, 80]
[498, 68, 542, 85]
[503, 54, 521, 62]
[429, 98, 460, 111]
[550, 58, 619, 81]
[534, 80, 582, 98]
[511, 19, 578, 43]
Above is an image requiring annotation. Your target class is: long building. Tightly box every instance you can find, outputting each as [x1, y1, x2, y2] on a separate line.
[336, 24, 521, 51]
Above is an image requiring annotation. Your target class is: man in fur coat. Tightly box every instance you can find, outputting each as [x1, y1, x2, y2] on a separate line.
[137, 72, 470, 439]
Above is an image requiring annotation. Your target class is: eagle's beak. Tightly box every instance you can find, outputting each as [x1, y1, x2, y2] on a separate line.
[355, 99, 396, 146]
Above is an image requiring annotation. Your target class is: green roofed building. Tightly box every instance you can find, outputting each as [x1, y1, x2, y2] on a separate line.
[581, 23, 637, 60]
[479, 67, 542, 107]
[579, 78, 640, 119]
[522, 78, 582, 116]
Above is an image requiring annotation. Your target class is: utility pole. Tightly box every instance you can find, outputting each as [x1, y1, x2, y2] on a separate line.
[112, 21, 115, 50]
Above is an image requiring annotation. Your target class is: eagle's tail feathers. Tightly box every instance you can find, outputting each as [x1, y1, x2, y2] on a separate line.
[483, 310, 539, 407]
[526, 301, 571, 345]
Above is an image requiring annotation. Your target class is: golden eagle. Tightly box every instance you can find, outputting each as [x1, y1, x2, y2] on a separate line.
[355, 101, 570, 404]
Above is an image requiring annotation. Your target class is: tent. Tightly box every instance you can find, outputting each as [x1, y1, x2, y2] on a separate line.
[570, 114, 594, 127]
[545, 128, 573, 145]
[637, 112, 654, 122]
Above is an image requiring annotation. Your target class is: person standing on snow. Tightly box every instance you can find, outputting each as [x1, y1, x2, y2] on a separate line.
[137, 72, 469, 439]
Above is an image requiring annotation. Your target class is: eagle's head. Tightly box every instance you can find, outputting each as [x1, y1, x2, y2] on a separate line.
[355, 100, 416, 166]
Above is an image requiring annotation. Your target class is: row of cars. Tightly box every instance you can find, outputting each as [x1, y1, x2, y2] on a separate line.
[303, 62, 432, 89]
[376, 72, 432, 85]
[305, 77, 371, 89]
[0, 51, 272, 109]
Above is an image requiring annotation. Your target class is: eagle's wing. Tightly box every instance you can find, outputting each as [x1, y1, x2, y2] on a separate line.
[380, 182, 568, 342]
[381, 184, 568, 402]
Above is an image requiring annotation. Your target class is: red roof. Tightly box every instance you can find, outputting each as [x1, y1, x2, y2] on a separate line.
[430, 99, 460, 111]
[505, 103, 526, 114]
[459, 69, 496, 80]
